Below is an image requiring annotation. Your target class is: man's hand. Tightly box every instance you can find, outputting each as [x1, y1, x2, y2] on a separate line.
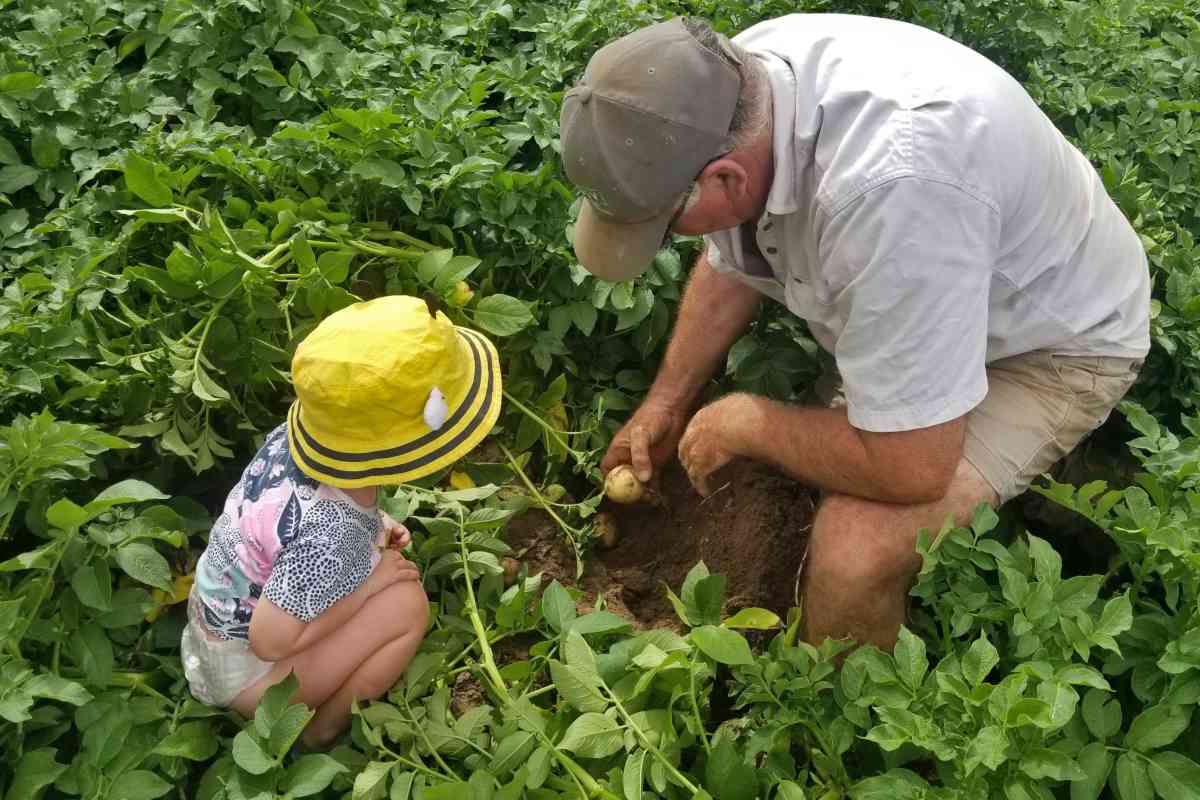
[677, 393, 761, 496]
[601, 397, 689, 483]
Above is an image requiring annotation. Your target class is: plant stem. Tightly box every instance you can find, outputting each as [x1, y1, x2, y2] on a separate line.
[455, 512, 617, 800]
[502, 391, 580, 465]
[688, 651, 711, 754]
[397, 691, 462, 780]
[603, 685, 699, 795]
[499, 444, 584, 578]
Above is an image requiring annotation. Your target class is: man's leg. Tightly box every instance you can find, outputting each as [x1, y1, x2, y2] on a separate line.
[801, 351, 1141, 650]
[801, 459, 996, 649]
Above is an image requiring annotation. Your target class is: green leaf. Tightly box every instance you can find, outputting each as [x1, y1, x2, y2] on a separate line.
[1115, 752, 1154, 800]
[0, 72, 42, 92]
[91, 479, 169, 508]
[687, 574, 726, 627]
[1147, 752, 1200, 800]
[352, 761, 391, 800]
[5, 748, 68, 800]
[1071, 742, 1112, 800]
[1026, 534, 1061, 583]
[124, 153, 173, 206]
[705, 739, 756, 800]
[115, 542, 173, 591]
[1125, 704, 1192, 752]
[690, 626, 754, 665]
[1081, 689, 1122, 740]
[623, 750, 645, 800]
[72, 625, 113, 687]
[283, 754, 347, 797]
[566, 610, 633, 637]
[318, 250, 353, 284]
[961, 633, 999, 687]
[71, 562, 112, 611]
[351, 157, 407, 188]
[232, 731, 275, 775]
[541, 581, 576, 633]
[1019, 748, 1085, 781]
[563, 629, 600, 679]
[30, 128, 59, 169]
[558, 712, 622, 758]
[292, 236, 318, 273]
[893, 627, 928, 690]
[0, 208, 29, 237]
[46, 498, 89, 530]
[964, 725, 1008, 774]
[0, 135, 20, 164]
[153, 721, 219, 761]
[549, 660, 606, 713]
[269, 704, 315, 758]
[0, 164, 38, 194]
[109, 770, 172, 800]
[472, 294, 534, 336]
[722, 607, 780, 630]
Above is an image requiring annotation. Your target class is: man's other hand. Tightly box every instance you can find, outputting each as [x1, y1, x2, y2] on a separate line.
[678, 393, 759, 496]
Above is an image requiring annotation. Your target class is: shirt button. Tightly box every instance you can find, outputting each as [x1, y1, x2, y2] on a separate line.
[762, 222, 773, 231]
[766, 247, 778, 255]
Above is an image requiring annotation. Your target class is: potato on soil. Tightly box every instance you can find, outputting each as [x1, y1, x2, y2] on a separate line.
[595, 511, 621, 549]
[501, 557, 520, 586]
[604, 464, 645, 504]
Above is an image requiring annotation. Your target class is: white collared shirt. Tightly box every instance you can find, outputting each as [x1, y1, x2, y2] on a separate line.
[705, 14, 1150, 433]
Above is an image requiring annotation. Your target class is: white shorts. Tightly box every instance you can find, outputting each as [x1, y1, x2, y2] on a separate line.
[180, 593, 273, 708]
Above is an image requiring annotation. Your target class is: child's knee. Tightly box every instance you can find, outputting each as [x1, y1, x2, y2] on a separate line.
[373, 580, 430, 634]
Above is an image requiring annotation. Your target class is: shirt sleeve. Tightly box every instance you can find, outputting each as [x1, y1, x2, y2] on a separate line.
[816, 176, 1000, 432]
[262, 497, 380, 622]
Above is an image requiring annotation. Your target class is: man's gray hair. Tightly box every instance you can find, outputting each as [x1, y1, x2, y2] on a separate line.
[682, 18, 771, 151]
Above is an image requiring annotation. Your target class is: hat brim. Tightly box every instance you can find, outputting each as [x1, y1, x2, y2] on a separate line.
[286, 326, 502, 488]
[573, 199, 673, 281]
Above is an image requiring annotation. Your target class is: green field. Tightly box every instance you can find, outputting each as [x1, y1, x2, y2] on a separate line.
[3, 0, 1200, 798]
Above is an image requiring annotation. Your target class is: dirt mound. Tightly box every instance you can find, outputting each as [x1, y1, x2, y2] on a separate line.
[504, 461, 817, 630]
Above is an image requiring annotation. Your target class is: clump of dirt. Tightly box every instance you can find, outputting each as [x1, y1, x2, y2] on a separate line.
[504, 460, 816, 630]
[450, 672, 485, 716]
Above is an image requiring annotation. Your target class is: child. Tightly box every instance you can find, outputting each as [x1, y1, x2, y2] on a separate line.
[181, 295, 502, 747]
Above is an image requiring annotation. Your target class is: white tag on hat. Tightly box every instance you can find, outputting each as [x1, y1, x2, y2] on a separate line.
[423, 387, 449, 431]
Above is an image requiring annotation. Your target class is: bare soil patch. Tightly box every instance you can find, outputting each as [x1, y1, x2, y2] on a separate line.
[504, 461, 817, 630]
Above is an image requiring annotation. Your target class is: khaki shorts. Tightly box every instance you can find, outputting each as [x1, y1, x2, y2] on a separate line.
[819, 351, 1143, 503]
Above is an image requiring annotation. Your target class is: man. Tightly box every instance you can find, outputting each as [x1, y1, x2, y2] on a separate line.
[558, 15, 1150, 649]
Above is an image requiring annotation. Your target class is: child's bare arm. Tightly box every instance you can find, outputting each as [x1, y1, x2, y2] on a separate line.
[248, 551, 420, 661]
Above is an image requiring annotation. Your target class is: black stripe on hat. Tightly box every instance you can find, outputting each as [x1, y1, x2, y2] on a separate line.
[290, 329, 498, 481]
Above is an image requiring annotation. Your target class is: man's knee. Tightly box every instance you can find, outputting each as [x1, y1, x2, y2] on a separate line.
[808, 494, 921, 586]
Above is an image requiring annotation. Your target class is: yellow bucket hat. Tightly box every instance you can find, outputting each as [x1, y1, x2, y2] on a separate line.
[286, 295, 503, 488]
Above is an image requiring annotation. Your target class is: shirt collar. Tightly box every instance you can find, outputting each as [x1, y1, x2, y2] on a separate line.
[753, 50, 806, 217]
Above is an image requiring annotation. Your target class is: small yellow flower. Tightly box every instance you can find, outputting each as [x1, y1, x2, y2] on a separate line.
[145, 572, 194, 623]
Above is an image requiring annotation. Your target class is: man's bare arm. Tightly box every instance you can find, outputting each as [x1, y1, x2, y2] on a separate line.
[685, 393, 965, 503]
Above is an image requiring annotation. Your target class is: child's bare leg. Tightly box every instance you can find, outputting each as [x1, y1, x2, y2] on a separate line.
[303, 614, 427, 746]
[231, 580, 429, 734]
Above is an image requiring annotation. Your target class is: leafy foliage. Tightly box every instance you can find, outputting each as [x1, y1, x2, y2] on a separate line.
[3, 0, 1200, 798]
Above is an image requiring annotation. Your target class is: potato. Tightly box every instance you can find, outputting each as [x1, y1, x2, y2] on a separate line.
[501, 557, 520, 586]
[595, 511, 621, 549]
[604, 464, 645, 504]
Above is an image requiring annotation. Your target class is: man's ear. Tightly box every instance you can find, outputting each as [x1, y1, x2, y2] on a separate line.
[700, 157, 750, 203]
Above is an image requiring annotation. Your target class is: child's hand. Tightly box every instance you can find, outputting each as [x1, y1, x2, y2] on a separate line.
[377, 512, 412, 551]
[366, 550, 420, 597]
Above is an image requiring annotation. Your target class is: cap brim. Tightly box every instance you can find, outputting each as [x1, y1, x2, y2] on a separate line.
[287, 327, 503, 488]
[573, 200, 672, 281]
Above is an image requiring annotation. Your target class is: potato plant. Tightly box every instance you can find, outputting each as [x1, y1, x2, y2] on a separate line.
[2, 0, 1200, 799]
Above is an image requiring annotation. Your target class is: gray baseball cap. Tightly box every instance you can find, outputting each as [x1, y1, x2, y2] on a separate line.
[560, 18, 741, 281]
